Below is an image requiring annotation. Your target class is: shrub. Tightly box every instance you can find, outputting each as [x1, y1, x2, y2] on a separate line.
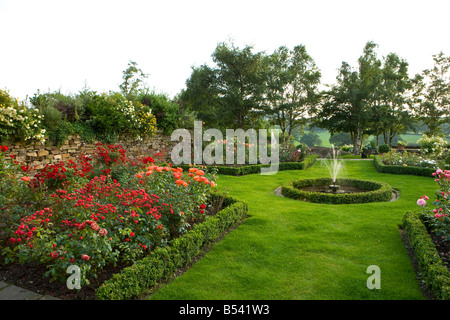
[0, 89, 46, 144]
[378, 144, 390, 154]
[341, 145, 353, 153]
[139, 92, 179, 135]
[417, 134, 448, 160]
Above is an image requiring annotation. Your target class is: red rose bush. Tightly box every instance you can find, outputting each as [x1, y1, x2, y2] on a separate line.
[0, 143, 217, 286]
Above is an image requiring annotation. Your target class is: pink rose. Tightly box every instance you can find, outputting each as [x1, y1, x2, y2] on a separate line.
[98, 228, 108, 236]
[90, 222, 100, 231]
[81, 254, 90, 261]
[417, 198, 426, 206]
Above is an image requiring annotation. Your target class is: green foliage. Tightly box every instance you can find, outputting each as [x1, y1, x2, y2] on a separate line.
[281, 177, 393, 204]
[417, 134, 448, 159]
[378, 144, 390, 153]
[0, 89, 46, 144]
[330, 132, 352, 147]
[139, 92, 179, 135]
[402, 211, 450, 300]
[410, 52, 450, 137]
[265, 45, 321, 148]
[316, 42, 383, 155]
[119, 60, 148, 100]
[181, 41, 267, 130]
[40, 106, 62, 131]
[300, 132, 322, 147]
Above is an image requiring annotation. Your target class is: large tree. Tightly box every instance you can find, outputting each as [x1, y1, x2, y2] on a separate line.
[374, 52, 415, 147]
[317, 41, 381, 155]
[410, 51, 450, 136]
[265, 45, 321, 149]
[181, 42, 267, 130]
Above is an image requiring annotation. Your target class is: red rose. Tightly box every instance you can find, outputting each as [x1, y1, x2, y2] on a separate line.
[81, 254, 90, 261]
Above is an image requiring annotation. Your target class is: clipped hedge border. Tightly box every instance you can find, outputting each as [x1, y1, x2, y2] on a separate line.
[176, 154, 318, 176]
[402, 211, 450, 300]
[95, 193, 248, 300]
[374, 155, 435, 177]
[281, 177, 393, 204]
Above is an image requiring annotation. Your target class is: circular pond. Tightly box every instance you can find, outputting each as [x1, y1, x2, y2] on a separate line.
[280, 177, 397, 204]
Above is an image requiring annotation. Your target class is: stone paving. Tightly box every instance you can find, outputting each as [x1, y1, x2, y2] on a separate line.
[0, 281, 59, 300]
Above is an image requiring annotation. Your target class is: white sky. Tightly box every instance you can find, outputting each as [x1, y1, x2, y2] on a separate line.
[1, 0, 449, 101]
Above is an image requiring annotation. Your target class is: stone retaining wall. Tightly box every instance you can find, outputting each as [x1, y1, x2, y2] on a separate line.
[2, 133, 173, 170]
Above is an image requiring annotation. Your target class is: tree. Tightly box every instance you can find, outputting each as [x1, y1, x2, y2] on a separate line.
[329, 132, 352, 147]
[375, 53, 415, 147]
[317, 41, 382, 155]
[265, 45, 321, 149]
[181, 41, 267, 130]
[299, 132, 322, 147]
[410, 51, 450, 136]
[179, 65, 220, 128]
[119, 61, 148, 99]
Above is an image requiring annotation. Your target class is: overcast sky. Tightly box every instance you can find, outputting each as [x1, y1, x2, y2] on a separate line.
[1, 0, 449, 101]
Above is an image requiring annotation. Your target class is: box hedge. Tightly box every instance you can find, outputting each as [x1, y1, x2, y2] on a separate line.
[402, 211, 450, 300]
[176, 154, 318, 176]
[281, 177, 393, 204]
[95, 193, 248, 300]
[374, 155, 435, 177]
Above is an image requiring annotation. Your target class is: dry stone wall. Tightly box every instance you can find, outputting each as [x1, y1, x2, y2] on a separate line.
[3, 132, 173, 170]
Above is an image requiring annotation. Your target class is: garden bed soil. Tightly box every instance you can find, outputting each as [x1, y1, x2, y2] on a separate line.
[429, 232, 450, 270]
[0, 201, 227, 300]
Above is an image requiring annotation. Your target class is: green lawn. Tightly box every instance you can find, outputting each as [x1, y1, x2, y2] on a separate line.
[147, 160, 437, 300]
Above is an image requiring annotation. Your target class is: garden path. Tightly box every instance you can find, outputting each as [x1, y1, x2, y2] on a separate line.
[0, 281, 59, 300]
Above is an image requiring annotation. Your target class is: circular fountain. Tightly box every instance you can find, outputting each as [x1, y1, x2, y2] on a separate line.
[279, 145, 397, 204]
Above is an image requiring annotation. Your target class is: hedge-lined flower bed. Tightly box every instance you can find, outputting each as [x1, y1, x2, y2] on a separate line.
[374, 155, 436, 177]
[402, 167, 450, 300]
[177, 154, 318, 176]
[0, 143, 219, 291]
[96, 193, 248, 300]
[402, 211, 450, 300]
[281, 177, 393, 204]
